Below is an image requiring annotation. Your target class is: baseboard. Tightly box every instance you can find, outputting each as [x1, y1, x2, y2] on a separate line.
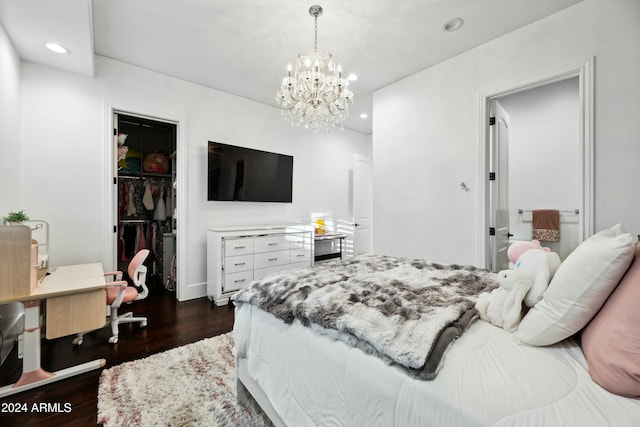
[177, 281, 207, 302]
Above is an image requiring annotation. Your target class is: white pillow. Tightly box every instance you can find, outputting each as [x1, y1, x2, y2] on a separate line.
[514, 224, 635, 346]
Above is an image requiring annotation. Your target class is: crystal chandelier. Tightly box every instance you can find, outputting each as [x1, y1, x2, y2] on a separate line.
[276, 5, 354, 132]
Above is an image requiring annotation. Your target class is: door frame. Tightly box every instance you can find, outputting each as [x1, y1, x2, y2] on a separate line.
[488, 100, 510, 272]
[477, 57, 594, 269]
[104, 105, 187, 300]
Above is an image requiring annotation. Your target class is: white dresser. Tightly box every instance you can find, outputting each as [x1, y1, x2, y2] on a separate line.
[207, 224, 313, 306]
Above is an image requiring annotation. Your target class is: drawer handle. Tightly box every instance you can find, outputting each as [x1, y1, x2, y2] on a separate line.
[268, 257, 278, 261]
[296, 254, 305, 257]
[268, 243, 278, 246]
[234, 262, 246, 266]
[234, 279, 246, 283]
[234, 246, 246, 250]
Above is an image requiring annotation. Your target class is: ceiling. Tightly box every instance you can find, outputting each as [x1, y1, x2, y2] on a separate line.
[0, 0, 583, 135]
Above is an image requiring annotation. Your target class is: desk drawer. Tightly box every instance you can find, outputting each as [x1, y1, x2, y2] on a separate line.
[224, 254, 253, 274]
[254, 236, 289, 253]
[224, 270, 253, 293]
[46, 289, 106, 339]
[254, 250, 290, 269]
[224, 238, 254, 256]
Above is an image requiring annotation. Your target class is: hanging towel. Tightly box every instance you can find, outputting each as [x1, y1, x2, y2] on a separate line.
[532, 209, 560, 242]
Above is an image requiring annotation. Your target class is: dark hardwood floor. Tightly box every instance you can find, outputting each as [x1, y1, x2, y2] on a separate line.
[0, 284, 234, 427]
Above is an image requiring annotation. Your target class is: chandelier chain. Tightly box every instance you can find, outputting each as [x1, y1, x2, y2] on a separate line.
[314, 14, 318, 52]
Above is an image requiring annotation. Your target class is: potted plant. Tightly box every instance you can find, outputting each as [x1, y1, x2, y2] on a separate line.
[3, 209, 30, 224]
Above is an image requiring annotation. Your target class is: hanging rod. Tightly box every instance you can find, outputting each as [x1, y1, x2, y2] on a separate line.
[119, 175, 170, 180]
[517, 209, 579, 215]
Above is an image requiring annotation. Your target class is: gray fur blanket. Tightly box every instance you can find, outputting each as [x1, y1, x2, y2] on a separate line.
[234, 254, 498, 380]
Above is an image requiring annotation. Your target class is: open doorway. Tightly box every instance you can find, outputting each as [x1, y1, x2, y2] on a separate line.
[112, 112, 177, 296]
[479, 58, 594, 271]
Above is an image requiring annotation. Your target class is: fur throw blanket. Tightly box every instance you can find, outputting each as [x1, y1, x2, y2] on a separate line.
[234, 254, 498, 380]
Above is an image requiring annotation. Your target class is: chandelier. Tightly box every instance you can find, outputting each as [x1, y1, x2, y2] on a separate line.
[276, 5, 354, 132]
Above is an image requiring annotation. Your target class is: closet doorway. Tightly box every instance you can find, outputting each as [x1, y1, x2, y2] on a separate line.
[113, 112, 177, 295]
[480, 58, 594, 271]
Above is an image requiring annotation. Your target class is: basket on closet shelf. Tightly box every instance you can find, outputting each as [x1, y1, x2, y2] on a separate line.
[143, 152, 169, 174]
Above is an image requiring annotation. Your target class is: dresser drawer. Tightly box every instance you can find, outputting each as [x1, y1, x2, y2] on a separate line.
[254, 264, 287, 280]
[287, 233, 310, 250]
[254, 250, 290, 269]
[223, 270, 253, 293]
[254, 235, 289, 253]
[290, 248, 311, 263]
[224, 238, 254, 256]
[224, 254, 253, 274]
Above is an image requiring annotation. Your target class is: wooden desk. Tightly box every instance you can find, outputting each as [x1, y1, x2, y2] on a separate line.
[0, 263, 107, 398]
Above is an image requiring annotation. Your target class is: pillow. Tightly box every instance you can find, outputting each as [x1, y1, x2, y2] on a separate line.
[582, 243, 640, 398]
[514, 224, 635, 346]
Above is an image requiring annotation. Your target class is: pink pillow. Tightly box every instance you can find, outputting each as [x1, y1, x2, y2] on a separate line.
[582, 243, 640, 398]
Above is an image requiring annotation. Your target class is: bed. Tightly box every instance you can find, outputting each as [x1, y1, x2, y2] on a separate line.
[233, 226, 640, 426]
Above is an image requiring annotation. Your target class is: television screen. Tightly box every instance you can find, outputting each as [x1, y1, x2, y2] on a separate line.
[207, 141, 293, 202]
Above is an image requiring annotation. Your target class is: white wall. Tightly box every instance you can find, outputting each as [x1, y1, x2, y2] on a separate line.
[500, 78, 581, 220]
[19, 56, 370, 300]
[0, 23, 21, 215]
[499, 78, 581, 258]
[372, 0, 640, 265]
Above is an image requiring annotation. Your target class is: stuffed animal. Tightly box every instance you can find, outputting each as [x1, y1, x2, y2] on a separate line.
[116, 133, 129, 165]
[507, 239, 550, 265]
[476, 269, 533, 332]
[515, 248, 561, 307]
[117, 145, 129, 162]
[117, 133, 128, 145]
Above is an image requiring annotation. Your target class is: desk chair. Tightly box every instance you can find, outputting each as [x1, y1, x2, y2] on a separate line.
[73, 249, 150, 345]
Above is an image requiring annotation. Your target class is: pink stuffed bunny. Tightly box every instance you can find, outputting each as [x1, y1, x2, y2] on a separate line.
[507, 239, 550, 264]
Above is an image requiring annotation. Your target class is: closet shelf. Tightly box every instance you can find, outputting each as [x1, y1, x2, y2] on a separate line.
[119, 218, 171, 224]
[119, 172, 172, 180]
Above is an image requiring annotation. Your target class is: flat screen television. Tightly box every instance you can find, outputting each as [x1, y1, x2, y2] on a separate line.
[207, 141, 293, 202]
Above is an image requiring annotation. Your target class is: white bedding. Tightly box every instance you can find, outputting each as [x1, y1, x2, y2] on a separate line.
[234, 302, 640, 427]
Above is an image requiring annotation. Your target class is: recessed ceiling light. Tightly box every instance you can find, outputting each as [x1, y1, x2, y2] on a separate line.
[45, 42, 70, 54]
[360, 113, 368, 119]
[347, 73, 358, 81]
[443, 18, 464, 32]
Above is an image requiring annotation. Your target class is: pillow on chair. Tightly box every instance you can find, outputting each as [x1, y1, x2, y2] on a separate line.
[582, 243, 640, 398]
[514, 224, 635, 346]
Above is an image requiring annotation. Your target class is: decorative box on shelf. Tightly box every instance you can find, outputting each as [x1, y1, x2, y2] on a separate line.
[207, 224, 313, 306]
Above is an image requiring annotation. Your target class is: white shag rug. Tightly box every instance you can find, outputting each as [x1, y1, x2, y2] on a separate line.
[97, 332, 271, 427]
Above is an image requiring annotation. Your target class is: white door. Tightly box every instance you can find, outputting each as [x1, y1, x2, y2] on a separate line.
[112, 112, 120, 270]
[489, 100, 510, 272]
[353, 154, 372, 256]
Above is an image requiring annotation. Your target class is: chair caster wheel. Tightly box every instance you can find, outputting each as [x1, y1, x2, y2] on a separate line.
[141, 320, 147, 327]
[108, 336, 119, 344]
[72, 337, 83, 346]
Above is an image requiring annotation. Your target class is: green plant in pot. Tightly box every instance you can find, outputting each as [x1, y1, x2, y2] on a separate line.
[3, 209, 30, 224]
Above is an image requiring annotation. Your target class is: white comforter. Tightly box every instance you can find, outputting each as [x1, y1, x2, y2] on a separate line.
[234, 302, 640, 427]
